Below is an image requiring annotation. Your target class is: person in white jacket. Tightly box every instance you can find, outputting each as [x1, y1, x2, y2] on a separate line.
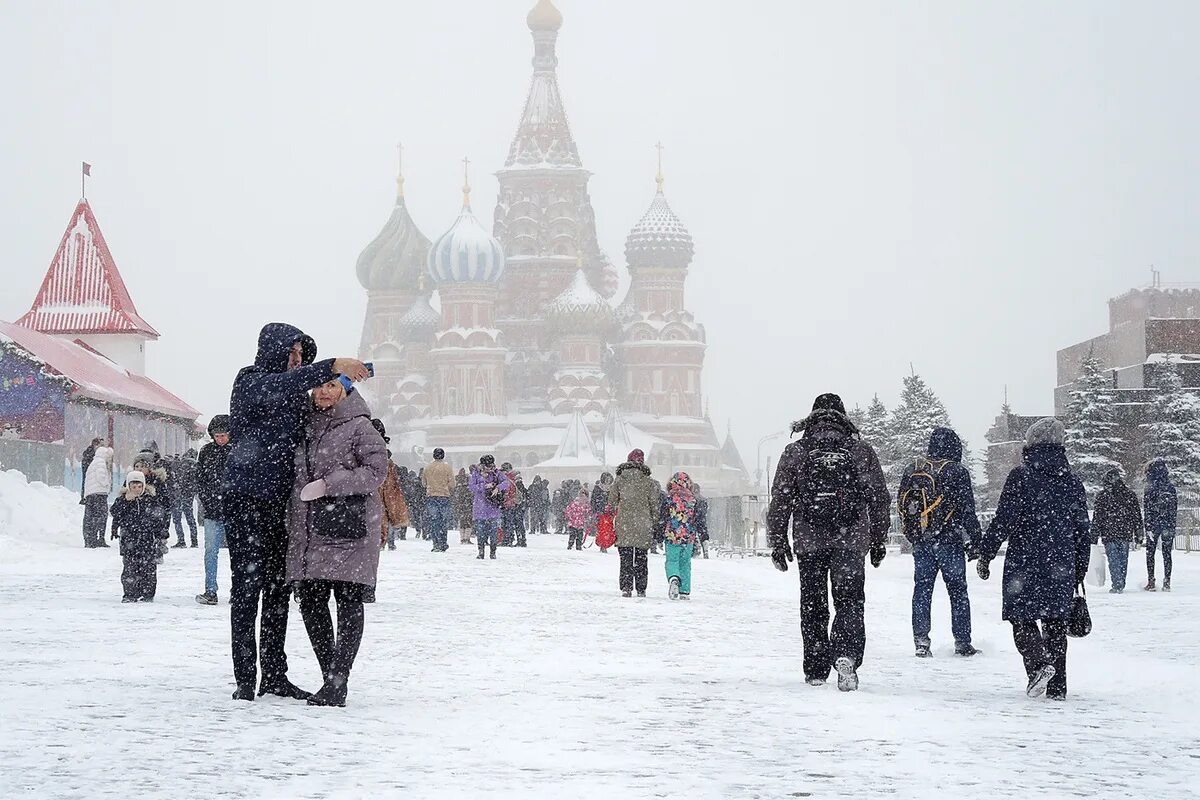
[82, 444, 114, 548]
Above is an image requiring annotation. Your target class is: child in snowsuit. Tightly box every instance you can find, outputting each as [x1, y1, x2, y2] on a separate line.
[565, 489, 590, 551]
[664, 472, 699, 600]
[110, 470, 171, 602]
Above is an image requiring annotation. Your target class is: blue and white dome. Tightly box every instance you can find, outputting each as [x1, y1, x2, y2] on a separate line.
[427, 204, 506, 285]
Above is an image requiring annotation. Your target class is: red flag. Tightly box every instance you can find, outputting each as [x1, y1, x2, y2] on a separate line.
[82, 162, 91, 176]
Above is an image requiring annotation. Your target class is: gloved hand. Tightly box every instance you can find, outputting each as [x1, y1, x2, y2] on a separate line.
[771, 546, 793, 573]
[869, 545, 886, 569]
[111, 530, 119, 540]
[965, 539, 980, 562]
[977, 560, 990, 580]
[300, 479, 328, 502]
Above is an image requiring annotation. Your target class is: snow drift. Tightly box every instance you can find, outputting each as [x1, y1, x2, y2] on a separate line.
[0, 468, 83, 555]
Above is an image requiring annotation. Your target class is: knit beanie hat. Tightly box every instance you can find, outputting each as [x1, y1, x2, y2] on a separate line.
[480, 454, 495, 467]
[126, 470, 146, 485]
[433, 448, 445, 460]
[627, 449, 645, 464]
[812, 393, 847, 415]
[1025, 417, 1065, 447]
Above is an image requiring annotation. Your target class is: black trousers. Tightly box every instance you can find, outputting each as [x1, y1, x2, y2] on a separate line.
[173, 500, 198, 546]
[618, 547, 648, 593]
[225, 493, 292, 689]
[121, 555, 157, 600]
[1146, 532, 1174, 583]
[1012, 619, 1068, 697]
[532, 509, 548, 535]
[296, 581, 365, 680]
[797, 548, 866, 681]
[83, 494, 109, 547]
[567, 528, 584, 550]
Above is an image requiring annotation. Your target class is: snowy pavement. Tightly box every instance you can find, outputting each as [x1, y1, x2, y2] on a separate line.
[2, 494, 1200, 797]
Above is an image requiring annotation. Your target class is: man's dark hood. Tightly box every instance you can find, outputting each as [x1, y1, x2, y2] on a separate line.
[792, 408, 858, 439]
[254, 322, 317, 374]
[1103, 468, 1126, 491]
[927, 427, 962, 462]
[1146, 459, 1171, 486]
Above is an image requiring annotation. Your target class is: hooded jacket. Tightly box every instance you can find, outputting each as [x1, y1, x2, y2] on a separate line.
[110, 484, 171, 558]
[83, 446, 114, 497]
[1143, 460, 1178, 534]
[1092, 470, 1143, 544]
[897, 427, 982, 545]
[767, 409, 890, 556]
[980, 443, 1091, 621]
[469, 467, 512, 522]
[225, 323, 337, 501]
[609, 461, 660, 549]
[285, 389, 388, 590]
[196, 415, 231, 521]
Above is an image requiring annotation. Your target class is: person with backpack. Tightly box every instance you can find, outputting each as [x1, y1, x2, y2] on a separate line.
[1092, 468, 1142, 594]
[469, 455, 511, 560]
[977, 418, 1091, 700]
[766, 393, 890, 692]
[609, 449, 660, 597]
[897, 427, 981, 658]
[1143, 459, 1178, 592]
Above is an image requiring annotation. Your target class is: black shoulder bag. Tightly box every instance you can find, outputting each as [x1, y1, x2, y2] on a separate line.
[304, 427, 368, 541]
[1068, 582, 1092, 638]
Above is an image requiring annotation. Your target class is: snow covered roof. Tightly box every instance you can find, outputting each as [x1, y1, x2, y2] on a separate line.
[546, 269, 613, 323]
[538, 410, 600, 467]
[17, 200, 159, 338]
[495, 427, 564, 448]
[397, 294, 441, 334]
[721, 427, 748, 473]
[428, 204, 506, 285]
[625, 189, 694, 269]
[0, 320, 197, 420]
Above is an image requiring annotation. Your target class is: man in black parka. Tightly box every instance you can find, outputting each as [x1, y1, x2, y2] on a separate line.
[223, 322, 367, 701]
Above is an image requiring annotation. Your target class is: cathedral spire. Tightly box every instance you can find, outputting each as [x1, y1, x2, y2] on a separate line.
[505, 1, 581, 168]
[395, 142, 405, 200]
[461, 156, 472, 207]
[655, 141, 665, 193]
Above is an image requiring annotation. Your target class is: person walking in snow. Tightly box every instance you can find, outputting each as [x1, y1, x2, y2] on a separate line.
[610, 449, 659, 597]
[767, 393, 891, 692]
[80, 436, 103, 503]
[195, 415, 232, 605]
[470, 455, 511, 560]
[1092, 468, 1142, 594]
[977, 418, 1091, 701]
[371, 419, 410, 551]
[897, 427, 981, 658]
[131, 446, 173, 562]
[82, 441, 114, 548]
[664, 472, 699, 600]
[223, 322, 369, 702]
[422, 448, 453, 553]
[498, 463, 525, 547]
[111, 470, 171, 602]
[453, 468, 474, 544]
[692, 483, 710, 559]
[529, 476, 550, 535]
[287, 376, 388, 707]
[1143, 459, 1178, 592]
[552, 482, 569, 535]
[565, 489, 590, 550]
[169, 449, 200, 548]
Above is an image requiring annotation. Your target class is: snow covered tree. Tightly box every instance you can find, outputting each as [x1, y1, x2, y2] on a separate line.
[887, 373, 951, 483]
[1143, 356, 1200, 505]
[858, 395, 898, 478]
[1064, 352, 1123, 500]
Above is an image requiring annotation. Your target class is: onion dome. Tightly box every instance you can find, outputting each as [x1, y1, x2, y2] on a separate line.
[625, 146, 694, 269]
[527, 0, 563, 32]
[356, 154, 430, 291]
[427, 162, 506, 285]
[547, 269, 614, 328]
[397, 294, 440, 338]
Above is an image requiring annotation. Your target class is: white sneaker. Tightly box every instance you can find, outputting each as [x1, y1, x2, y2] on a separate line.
[1026, 665, 1056, 698]
[668, 576, 680, 600]
[834, 657, 859, 692]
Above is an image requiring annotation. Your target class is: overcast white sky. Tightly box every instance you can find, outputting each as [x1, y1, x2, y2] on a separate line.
[2, 1, 1198, 472]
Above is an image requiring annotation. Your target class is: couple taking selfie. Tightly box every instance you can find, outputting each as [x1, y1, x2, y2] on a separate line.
[221, 322, 387, 708]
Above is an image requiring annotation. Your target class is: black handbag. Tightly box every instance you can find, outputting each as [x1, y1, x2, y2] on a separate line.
[1068, 582, 1092, 638]
[304, 429, 368, 541]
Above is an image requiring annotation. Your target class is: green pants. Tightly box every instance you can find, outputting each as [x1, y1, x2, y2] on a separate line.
[665, 542, 693, 595]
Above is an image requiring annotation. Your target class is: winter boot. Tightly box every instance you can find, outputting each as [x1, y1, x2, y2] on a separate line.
[258, 677, 312, 701]
[805, 678, 826, 687]
[1163, 580, 1171, 592]
[955, 644, 980, 657]
[636, 590, 646, 597]
[668, 576, 681, 600]
[489, 545, 497, 560]
[621, 590, 632, 598]
[915, 638, 932, 658]
[1026, 664, 1056, 698]
[477, 542, 486, 560]
[232, 685, 256, 701]
[172, 541, 188, 549]
[679, 593, 690, 600]
[307, 675, 348, 707]
[1144, 580, 1157, 592]
[834, 657, 859, 692]
[195, 593, 218, 606]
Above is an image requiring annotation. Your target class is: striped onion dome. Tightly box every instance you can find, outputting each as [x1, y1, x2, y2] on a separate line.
[356, 197, 430, 292]
[546, 269, 613, 326]
[624, 190, 694, 269]
[427, 204, 506, 285]
[397, 294, 440, 336]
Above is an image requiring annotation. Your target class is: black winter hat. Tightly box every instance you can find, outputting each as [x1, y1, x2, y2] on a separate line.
[433, 448, 445, 460]
[370, 418, 390, 444]
[207, 414, 231, 437]
[480, 454, 495, 467]
[812, 393, 846, 415]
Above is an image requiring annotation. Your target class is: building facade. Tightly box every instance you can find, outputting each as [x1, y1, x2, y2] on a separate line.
[355, 1, 748, 493]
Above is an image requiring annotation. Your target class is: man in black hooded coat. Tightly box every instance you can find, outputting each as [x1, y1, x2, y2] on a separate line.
[222, 322, 367, 701]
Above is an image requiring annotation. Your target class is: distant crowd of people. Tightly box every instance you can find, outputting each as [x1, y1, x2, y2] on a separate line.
[78, 323, 1184, 708]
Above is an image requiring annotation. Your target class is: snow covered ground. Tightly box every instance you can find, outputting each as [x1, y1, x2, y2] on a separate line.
[2, 471, 1199, 799]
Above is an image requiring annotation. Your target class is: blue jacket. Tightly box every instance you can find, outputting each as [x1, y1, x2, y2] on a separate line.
[224, 323, 336, 501]
[1143, 460, 1178, 534]
[980, 443, 1091, 622]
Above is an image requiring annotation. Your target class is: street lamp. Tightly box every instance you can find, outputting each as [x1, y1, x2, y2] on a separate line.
[756, 430, 790, 492]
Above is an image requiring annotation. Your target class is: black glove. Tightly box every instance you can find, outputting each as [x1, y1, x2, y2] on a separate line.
[771, 546, 793, 572]
[977, 560, 990, 580]
[1075, 567, 1088, 586]
[111, 529, 119, 540]
[965, 539, 980, 562]
[869, 545, 886, 569]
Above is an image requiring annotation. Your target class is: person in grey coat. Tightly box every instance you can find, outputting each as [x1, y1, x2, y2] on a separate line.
[286, 376, 388, 707]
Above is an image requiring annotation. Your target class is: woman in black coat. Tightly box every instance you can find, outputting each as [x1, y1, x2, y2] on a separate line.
[977, 418, 1090, 700]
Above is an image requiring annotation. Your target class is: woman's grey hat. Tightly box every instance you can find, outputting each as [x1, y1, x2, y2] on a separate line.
[1026, 417, 1065, 447]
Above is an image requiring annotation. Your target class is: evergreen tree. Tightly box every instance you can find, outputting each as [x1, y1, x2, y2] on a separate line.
[1064, 352, 1123, 500]
[1143, 356, 1200, 505]
[888, 373, 951, 483]
[858, 395, 896, 477]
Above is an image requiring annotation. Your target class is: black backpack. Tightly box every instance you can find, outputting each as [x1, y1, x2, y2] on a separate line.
[797, 436, 863, 529]
[898, 458, 952, 539]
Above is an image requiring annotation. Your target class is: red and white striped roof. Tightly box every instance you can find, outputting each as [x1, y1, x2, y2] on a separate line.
[16, 200, 159, 338]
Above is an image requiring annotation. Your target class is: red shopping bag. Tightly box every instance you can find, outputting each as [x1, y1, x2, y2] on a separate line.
[595, 513, 617, 549]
